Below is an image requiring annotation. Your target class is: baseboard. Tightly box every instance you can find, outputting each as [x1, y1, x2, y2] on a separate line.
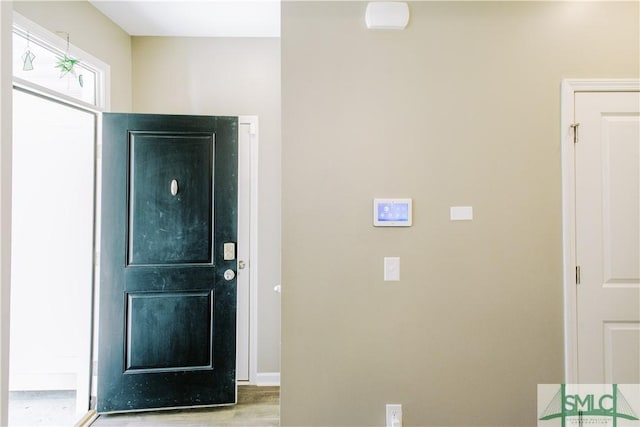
[255, 372, 280, 386]
[74, 409, 97, 427]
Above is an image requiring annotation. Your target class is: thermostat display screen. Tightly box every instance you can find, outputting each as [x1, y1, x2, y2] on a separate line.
[377, 203, 409, 221]
[373, 198, 412, 227]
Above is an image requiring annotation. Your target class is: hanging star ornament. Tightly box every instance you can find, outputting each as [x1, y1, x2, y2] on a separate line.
[53, 33, 84, 87]
[55, 54, 79, 78]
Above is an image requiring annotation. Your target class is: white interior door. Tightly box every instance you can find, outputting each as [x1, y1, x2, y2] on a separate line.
[575, 90, 640, 383]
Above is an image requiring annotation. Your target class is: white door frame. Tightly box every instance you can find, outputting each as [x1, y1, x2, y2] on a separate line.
[560, 78, 640, 383]
[238, 116, 259, 385]
[0, 3, 13, 425]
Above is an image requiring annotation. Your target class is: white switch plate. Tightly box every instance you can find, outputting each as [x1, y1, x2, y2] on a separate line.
[384, 257, 400, 281]
[450, 206, 473, 221]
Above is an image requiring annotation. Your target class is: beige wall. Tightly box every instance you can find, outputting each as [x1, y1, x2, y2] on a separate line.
[132, 36, 282, 373]
[281, 2, 639, 426]
[13, 1, 132, 111]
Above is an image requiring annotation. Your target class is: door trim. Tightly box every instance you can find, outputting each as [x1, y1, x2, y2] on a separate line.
[0, 3, 13, 426]
[560, 78, 640, 383]
[238, 116, 259, 385]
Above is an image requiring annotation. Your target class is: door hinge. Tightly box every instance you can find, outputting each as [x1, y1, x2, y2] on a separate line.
[571, 123, 580, 144]
[576, 265, 581, 285]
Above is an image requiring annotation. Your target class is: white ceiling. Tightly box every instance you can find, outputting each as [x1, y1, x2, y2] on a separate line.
[89, 0, 281, 38]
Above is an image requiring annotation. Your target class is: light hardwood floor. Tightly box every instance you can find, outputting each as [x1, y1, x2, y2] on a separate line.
[90, 386, 279, 427]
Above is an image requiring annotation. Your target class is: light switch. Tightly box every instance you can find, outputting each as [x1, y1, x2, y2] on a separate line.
[384, 257, 400, 281]
[450, 206, 473, 221]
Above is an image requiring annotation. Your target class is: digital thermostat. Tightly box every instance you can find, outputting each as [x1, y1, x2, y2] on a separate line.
[373, 198, 412, 227]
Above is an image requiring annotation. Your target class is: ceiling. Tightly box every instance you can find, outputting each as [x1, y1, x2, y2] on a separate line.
[88, 0, 281, 37]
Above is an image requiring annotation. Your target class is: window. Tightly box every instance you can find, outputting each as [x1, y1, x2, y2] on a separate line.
[12, 13, 108, 110]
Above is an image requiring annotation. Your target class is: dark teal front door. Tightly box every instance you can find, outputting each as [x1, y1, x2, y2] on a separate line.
[97, 113, 238, 413]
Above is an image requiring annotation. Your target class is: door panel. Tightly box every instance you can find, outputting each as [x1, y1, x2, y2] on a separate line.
[125, 291, 212, 372]
[603, 322, 640, 383]
[128, 132, 213, 265]
[600, 117, 640, 284]
[575, 91, 640, 383]
[98, 113, 238, 413]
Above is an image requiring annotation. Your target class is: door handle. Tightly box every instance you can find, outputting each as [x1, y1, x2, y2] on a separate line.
[238, 260, 246, 269]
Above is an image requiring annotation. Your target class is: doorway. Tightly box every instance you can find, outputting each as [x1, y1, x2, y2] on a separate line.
[8, 13, 107, 426]
[7, 13, 262, 423]
[9, 87, 96, 426]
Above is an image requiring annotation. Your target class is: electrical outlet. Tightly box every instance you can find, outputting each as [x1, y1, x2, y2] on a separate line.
[386, 404, 402, 427]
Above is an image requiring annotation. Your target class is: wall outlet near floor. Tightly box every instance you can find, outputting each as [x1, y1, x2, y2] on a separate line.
[386, 403, 402, 427]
